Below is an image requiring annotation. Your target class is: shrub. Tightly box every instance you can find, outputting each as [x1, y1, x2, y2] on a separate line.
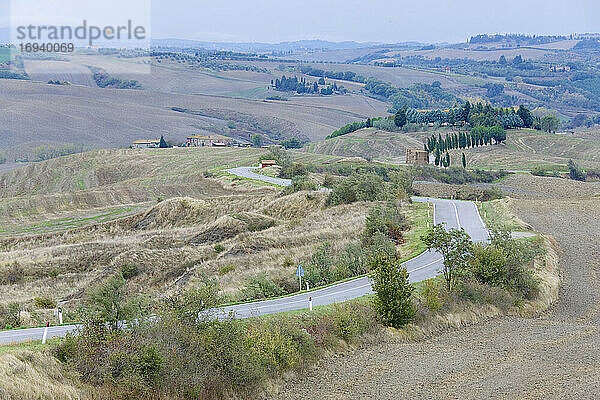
[469, 243, 508, 287]
[279, 162, 309, 179]
[218, 264, 235, 275]
[121, 264, 140, 280]
[332, 303, 374, 342]
[214, 244, 225, 254]
[0, 263, 25, 285]
[422, 279, 443, 310]
[304, 242, 336, 287]
[34, 296, 57, 309]
[84, 273, 152, 329]
[0, 302, 22, 329]
[481, 186, 504, 201]
[568, 159, 587, 181]
[282, 176, 317, 195]
[243, 274, 285, 300]
[363, 202, 410, 245]
[465, 229, 541, 299]
[369, 254, 415, 328]
[327, 173, 387, 206]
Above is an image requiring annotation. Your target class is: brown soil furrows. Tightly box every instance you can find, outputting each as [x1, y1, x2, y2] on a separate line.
[275, 180, 600, 399]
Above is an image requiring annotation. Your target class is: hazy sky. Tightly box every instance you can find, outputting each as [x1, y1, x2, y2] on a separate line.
[2, 0, 599, 43]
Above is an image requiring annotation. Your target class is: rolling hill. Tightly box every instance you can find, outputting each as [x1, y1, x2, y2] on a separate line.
[303, 127, 426, 164]
[303, 126, 600, 170]
[0, 79, 376, 161]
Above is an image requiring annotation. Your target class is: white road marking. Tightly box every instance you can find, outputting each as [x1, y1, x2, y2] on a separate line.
[452, 200, 462, 229]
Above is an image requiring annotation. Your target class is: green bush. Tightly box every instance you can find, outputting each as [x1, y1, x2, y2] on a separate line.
[481, 186, 504, 201]
[332, 303, 374, 342]
[84, 273, 152, 329]
[568, 159, 587, 181]
[243, 274, 285, 300]
[304, 242, 336, 287]
[214, 244, 225, 254]
[34, 296, 57, 309]
[218, 264, 235, 275]
[422, 279, 443, 310]
[469, 244, 508, 287]
[327, 173, 387, 206]
[282, 176, 317, 194]
[466, 229, 541, 299]
[0, 302, 22, 329]
[279, 162, 309, 179]
[369, 253, 415, 328]
[121, 264, 140, 280]
[363, 202, 410, 245]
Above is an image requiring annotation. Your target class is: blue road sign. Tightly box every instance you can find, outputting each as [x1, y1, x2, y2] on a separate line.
[296, 264, 305, 277]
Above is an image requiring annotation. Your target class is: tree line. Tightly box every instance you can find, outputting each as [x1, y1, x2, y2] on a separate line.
[272, 75, 342, 95]
[425, 126, 506, 167]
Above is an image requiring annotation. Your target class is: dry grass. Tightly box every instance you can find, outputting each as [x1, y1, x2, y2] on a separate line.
[452, 129, 600, 170]
[23, 60, 95, 86]
[303, 127, 425, 163]
[0, 76, 373, 158]
[0, 350, 86, 399]
[0, 189, 370, 309]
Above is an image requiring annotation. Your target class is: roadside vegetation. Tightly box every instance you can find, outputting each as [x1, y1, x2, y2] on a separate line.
[44, 217, 549, 400]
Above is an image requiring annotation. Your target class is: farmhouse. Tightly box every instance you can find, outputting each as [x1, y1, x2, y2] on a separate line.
[186, 134, 233, 147]
[406, 149, 429, 166]
[261, 160, 276, 168]
[132, 139, 160, 149]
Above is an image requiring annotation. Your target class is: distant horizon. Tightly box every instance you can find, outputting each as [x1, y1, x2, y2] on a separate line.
[1, 0, 598, 44]
[3, 29, 599, 47]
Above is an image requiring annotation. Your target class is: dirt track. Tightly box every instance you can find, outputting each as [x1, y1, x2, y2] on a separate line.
[276, 178, 600, 399]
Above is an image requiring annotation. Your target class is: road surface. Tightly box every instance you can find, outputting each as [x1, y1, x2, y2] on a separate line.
[0, 168, 488, 344]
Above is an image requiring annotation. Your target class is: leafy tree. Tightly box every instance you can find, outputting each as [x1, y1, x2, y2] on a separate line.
[318, 77, 325, 85]
[541, 114, 560, 133]
[568, 159, 587, 181]
[84, 273, 151, 329]
[159, 135, 168, 148]
[394, 108, 407, 128]
[280, 137, 304, 149]
[327, 173, 387, 206]
[369, 253, 415, 328]
[252, 134, 264, 147]
[517, 105, 534, 128]
[498, 55, 507, 65]
[326, 121, 367, 139]
[422, 225, 473, 291]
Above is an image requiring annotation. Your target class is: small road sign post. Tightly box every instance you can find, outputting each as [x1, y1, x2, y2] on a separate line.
[296, 264, 305, 291]
[309, 297, 313, 311]
[42, 322, 49, 345]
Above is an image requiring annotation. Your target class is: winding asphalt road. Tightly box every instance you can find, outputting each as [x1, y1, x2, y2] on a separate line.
[0, 167, 488, 344]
